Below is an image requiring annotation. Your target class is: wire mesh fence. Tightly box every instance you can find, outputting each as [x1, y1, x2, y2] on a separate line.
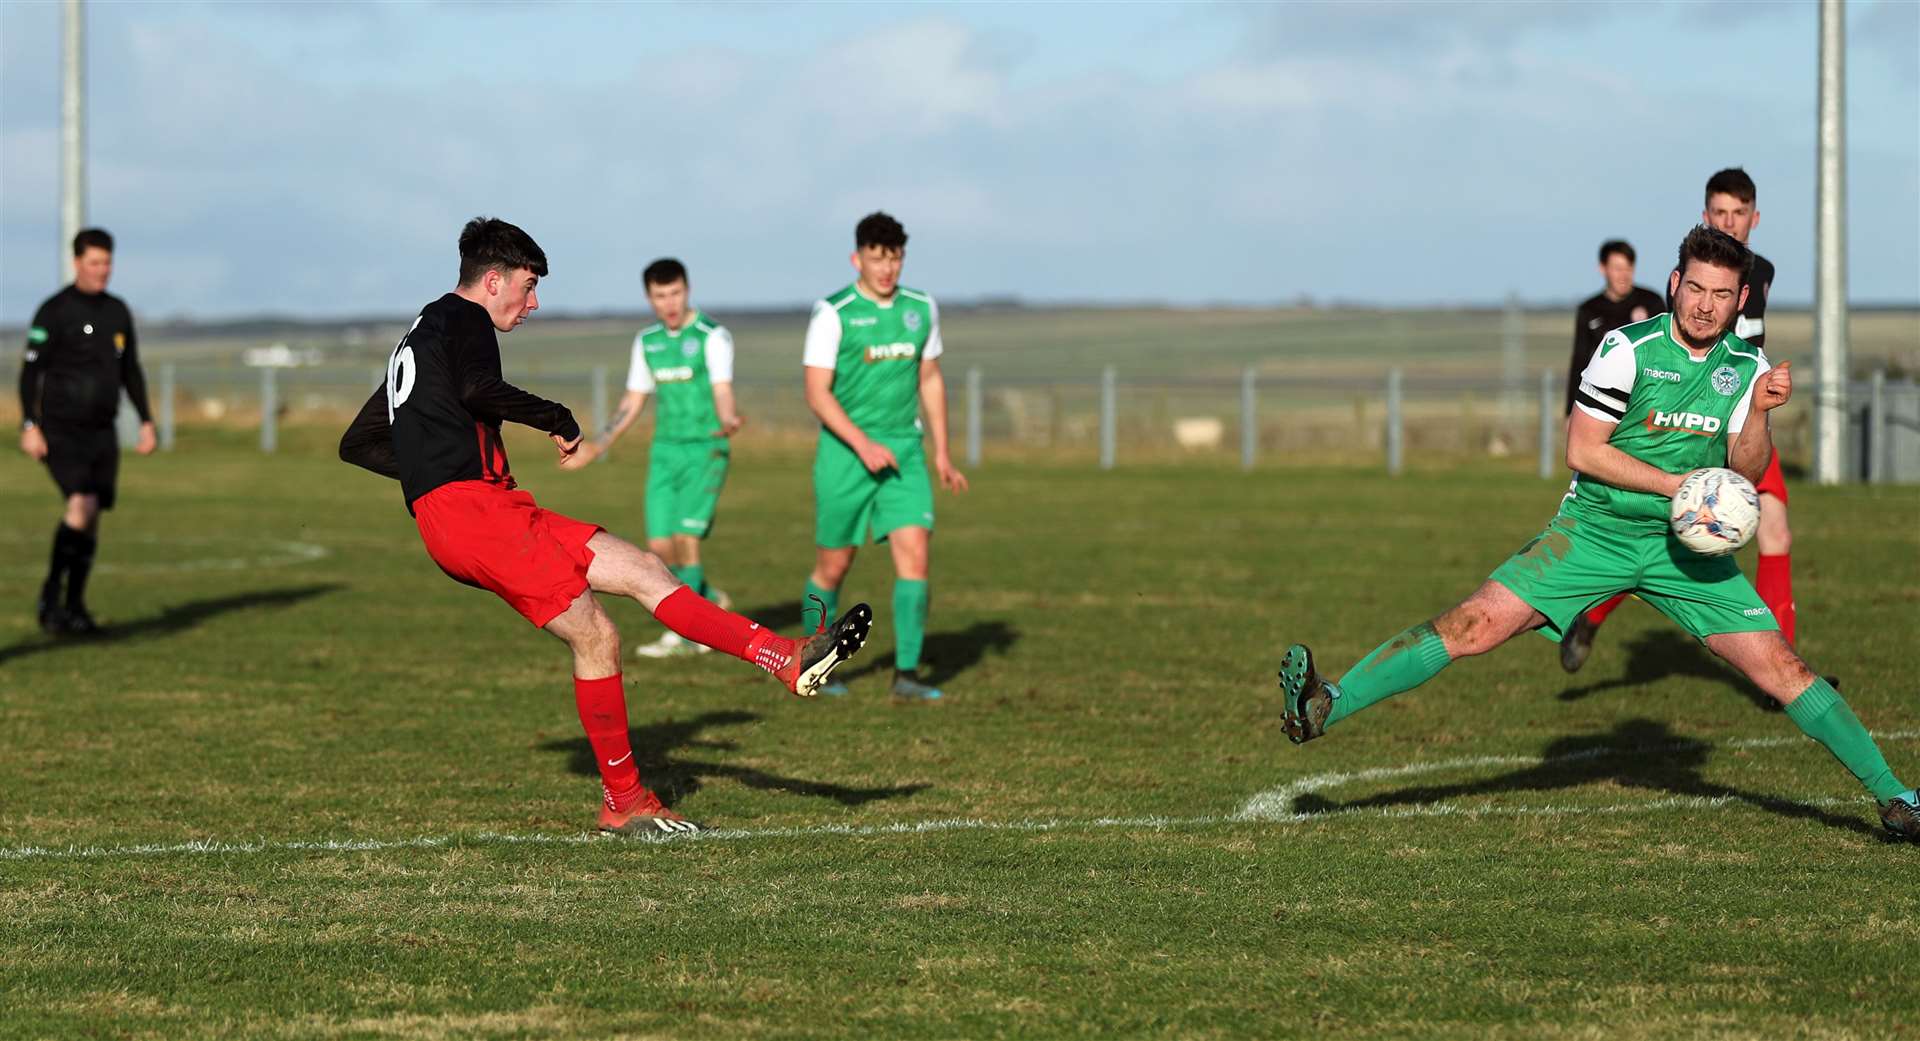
[81, 361, 1920, 483]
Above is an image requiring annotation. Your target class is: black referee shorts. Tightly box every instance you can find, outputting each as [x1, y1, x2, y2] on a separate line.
[41, 423, 121, 510]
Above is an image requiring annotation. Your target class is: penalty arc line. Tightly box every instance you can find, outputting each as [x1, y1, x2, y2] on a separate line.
[1, 730, 1912, 864]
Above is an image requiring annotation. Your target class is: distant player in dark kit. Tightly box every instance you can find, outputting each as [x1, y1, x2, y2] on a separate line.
[17, 228, 157, 635]
[1562, 169, 1802, 673]
[1565, 240, 1664, 418]
[340, 218, 871, 836]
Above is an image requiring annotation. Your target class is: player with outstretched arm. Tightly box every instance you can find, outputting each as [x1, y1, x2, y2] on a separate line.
[340, 218, 870, 837]
[1274, 225, 1917, 841]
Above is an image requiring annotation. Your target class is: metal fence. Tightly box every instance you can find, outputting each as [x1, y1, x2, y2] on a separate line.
[107, 361, 1920, 482]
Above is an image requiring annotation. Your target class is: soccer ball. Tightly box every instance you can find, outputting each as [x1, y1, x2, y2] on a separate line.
[1670, 468, 1760, 556]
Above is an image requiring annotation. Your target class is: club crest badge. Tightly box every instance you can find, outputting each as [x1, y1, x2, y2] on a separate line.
[1711, 365, 1741, 396]
[683, 341, 699, 358]
[903, 310, 922, 332]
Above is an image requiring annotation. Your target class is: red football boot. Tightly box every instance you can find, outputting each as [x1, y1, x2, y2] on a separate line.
[597, 788, 702, 837]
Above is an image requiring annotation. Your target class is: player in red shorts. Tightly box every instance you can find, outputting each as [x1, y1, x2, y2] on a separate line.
[1561, 170, 1805, 674]
[340, 217, 871, 836]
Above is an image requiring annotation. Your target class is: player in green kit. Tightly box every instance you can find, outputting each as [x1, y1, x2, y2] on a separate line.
[563, 259, 742, 658]
[801, 213, 968, 702]
[1275, 226, 1917, 841]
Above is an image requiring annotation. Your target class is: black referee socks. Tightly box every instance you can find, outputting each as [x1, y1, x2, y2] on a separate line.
[42, 524, 97, 611]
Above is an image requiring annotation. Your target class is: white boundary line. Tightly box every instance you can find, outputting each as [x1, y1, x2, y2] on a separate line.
[1235, 729, 1920, 821]
[2, 730, 1911, 863]
[0, 533, 329, 576]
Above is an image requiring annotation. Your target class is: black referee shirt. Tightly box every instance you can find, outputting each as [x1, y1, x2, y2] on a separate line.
[339, 293, 580, 512]
[1566, 286, 1666, 415]
[17, 285, 150, 430]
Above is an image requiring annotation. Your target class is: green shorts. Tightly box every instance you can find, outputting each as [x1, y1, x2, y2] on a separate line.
[813, 432, 933, 548]
[1490, 509, 1777, 643]
[645, 439, 730, 540]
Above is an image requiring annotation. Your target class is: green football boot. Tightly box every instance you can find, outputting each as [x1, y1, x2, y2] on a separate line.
[1278, 643, 1339, 744]
[1880, 790, 1919, 842]
[890, 670, 943, 704]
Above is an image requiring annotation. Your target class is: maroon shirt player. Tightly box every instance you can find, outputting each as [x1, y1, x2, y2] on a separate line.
[340, 217, 870, 836]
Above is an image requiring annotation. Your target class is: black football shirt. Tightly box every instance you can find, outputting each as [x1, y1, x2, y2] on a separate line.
[17, 285, 150, 430]
[340, 293, 579, 512]
[1566, 285, 1667, 415]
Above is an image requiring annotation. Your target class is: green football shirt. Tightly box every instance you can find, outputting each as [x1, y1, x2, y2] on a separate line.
[626, 311, 732, 443]
[802, 284, 943, 438]
[1565, 313, 1770, 530]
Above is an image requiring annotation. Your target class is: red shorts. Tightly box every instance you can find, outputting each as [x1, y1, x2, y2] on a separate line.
[1755, 446, 1788, 502]
[413, 480, 601, 627]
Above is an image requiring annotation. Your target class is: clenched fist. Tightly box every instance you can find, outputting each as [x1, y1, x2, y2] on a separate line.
[1755, 361, 1792, 412]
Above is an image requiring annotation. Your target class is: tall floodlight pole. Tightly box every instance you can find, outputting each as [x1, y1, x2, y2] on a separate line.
[60, 0, 87, 279]
[1813, 0, 1848, 484]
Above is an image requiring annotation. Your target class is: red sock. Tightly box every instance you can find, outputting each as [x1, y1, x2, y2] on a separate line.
[1585, 592, 1628, 627]
[652, 586, 794, 671]
[574, 674, 641, 810]
[1756, 553, 1795, 647]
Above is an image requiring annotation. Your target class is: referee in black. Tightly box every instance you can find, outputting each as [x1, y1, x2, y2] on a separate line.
[16, 228, 156, 635]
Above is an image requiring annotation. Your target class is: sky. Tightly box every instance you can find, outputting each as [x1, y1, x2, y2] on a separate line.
[1, 0, 1916, 322]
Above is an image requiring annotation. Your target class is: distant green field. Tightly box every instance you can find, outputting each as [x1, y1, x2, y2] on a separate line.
[9, 305, 1913, 469]
[122, 304, 1920, 382]
[2, 435, 1917, 1039]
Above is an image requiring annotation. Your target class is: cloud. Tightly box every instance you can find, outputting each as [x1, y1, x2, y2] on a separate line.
[1228, 0, 1621, 57]
[1, 3, 1915, 321]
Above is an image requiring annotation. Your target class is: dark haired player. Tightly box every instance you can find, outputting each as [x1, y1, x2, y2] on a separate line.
[799, 212, 968, 702]
[1276, 226, 1917, 841]
[1565, 240, 1664, 417]
[17, 228, 155, 635]
[340, 218, 870, 836]
[1563, 169, 1803, 672]
[564, 258, 742, 659]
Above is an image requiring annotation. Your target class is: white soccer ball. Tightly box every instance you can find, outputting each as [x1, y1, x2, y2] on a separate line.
[1670, 467, 1760, 556]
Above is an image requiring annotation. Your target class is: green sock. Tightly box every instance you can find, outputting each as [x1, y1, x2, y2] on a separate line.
[893, 579, 929, 672]
[669, 564, 694, 588]
[1784, 678, 1906, 801]
[1326, 622, 1453, 727]
[682, 563, 707, 598]
[803, 579, 838, 632]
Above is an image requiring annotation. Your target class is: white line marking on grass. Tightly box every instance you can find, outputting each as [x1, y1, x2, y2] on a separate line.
[0, 534, 329, 576]
[2, 731, 1912, 863]
[1235, 729, 1920, 821]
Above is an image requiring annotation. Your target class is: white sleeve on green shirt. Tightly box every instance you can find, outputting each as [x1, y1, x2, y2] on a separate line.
[705, 326, 735, 383]
[922, 295, 944, 361]
[803, 300, 841, 370]
[624, 332, 654, 393]
[1574, 330, 1635, 424]
[1726, 348, 1770, 435]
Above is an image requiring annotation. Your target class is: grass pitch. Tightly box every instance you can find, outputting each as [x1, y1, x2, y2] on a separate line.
[2, 430, 1917, 1039]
